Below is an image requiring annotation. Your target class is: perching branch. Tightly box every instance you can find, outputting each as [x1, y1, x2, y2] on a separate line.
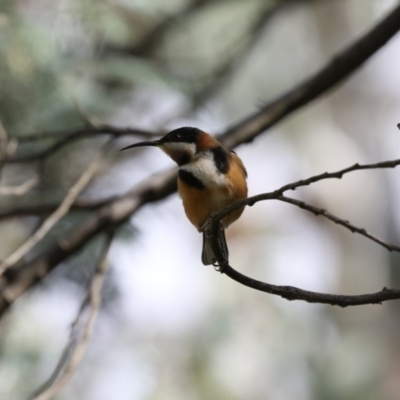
[199, 162, 400, 307]
[204, 222, 400, 308]
[204, 212, 400, 308]
[220, 265, 400, 307]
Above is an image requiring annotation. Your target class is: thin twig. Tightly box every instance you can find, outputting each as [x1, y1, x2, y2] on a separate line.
[0, 142, 111, 275]
[0, 175, 40, 196]
[277, 194, 400, 253]
[29, 233, 113, 400]
[277, 159, 400, 192]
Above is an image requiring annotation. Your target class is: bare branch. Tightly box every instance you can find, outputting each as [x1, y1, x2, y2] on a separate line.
[29, 233, 113, 400]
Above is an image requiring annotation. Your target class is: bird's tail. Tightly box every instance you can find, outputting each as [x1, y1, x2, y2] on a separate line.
[201, 225, 229, 266]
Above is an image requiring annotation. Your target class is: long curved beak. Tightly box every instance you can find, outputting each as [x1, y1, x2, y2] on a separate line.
[119, 140, 161, 151]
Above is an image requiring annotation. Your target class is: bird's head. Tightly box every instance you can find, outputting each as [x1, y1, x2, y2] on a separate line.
[120, 127, 219, 166]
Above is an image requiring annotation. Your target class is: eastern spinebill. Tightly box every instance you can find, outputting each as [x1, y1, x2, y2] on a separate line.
[120, 127, 248, 265]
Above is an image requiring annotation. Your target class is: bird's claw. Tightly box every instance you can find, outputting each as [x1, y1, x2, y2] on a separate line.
[201, 213, 220, 236]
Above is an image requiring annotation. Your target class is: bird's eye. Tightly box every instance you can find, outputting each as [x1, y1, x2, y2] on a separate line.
[174, 134, 181, 141]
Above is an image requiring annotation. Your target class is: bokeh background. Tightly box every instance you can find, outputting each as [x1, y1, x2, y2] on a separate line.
[1, 0, 400, 399]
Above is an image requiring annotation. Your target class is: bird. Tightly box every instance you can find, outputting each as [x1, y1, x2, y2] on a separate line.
[120, 127, 248, 266]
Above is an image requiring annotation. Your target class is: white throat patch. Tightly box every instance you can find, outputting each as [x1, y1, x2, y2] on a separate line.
[180, 150, 228, 188]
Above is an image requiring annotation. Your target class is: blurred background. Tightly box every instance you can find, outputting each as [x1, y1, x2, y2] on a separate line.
[1, 0, 400, 399]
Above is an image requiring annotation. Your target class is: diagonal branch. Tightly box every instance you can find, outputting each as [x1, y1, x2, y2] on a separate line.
[219, 3, 400, 148]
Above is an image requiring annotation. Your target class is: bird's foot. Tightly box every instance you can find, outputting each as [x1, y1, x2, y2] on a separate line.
[201, 213, 218, 236]
[212, 258, 228, 273]
[212, 232, 229, 273]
